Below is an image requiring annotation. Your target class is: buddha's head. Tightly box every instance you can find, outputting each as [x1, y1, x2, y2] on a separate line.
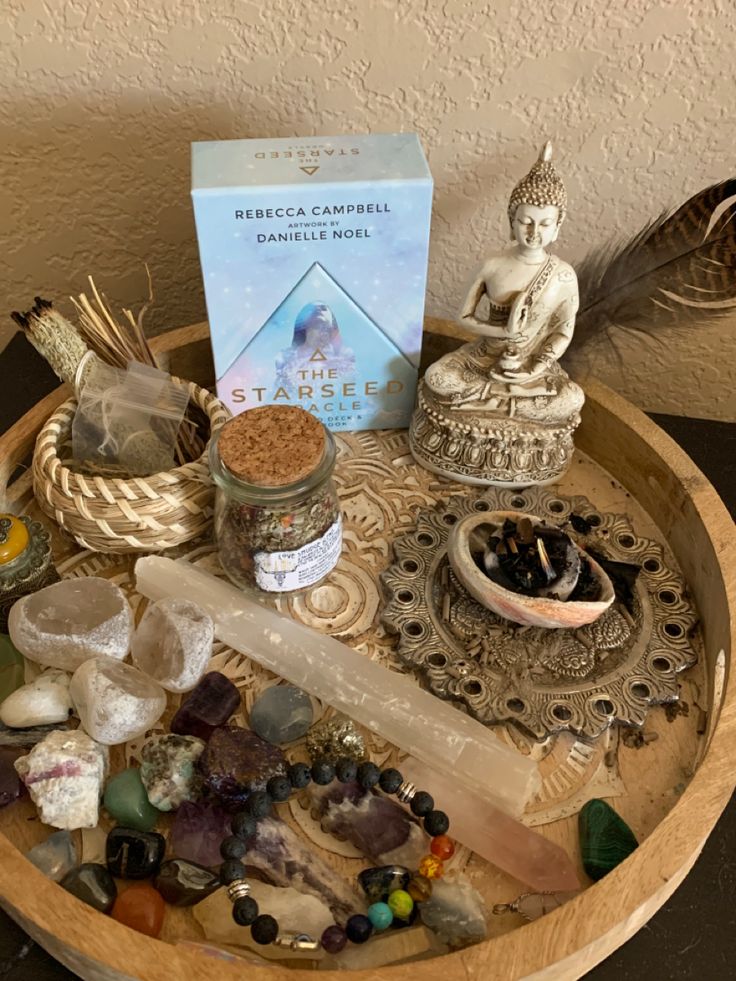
[508, 142, 567, 250]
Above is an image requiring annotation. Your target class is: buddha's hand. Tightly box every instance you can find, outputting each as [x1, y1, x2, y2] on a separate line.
[506, 293, 530, 338]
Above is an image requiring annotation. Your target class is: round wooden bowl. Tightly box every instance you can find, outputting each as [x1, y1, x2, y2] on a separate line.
[0, 320, 733, 981]
[446, 510, 615, 628]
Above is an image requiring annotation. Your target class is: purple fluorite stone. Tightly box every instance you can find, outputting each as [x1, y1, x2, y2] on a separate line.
[0, 748, 23, 807]
[169, 801, 232, 867]
[198, 726, 286, 808]
[170, 672, 240, 741]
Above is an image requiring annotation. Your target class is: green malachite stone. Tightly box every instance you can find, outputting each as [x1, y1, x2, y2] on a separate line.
[579, 799, 638, 881]
[103, 768, 160, 832]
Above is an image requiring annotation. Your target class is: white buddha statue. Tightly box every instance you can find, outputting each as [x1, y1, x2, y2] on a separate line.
[410, 143, 584, 487]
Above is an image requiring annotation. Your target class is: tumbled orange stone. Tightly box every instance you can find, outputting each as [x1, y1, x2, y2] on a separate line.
[418, 854, 444, 879]
[407, 874, 433, 903]
[111, 883, 165, 937]
[430, 834, 456, 860]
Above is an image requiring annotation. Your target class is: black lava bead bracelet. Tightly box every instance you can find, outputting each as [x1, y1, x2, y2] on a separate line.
[219, 757, 454, 953]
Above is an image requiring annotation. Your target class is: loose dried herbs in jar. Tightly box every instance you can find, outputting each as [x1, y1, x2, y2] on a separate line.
[209, 405, 341, 593]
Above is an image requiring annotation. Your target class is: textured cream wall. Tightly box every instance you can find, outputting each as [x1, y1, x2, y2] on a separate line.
[2, 0, 734, 419]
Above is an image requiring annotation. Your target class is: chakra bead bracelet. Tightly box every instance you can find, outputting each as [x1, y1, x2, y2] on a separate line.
[219, 758, 454, 952]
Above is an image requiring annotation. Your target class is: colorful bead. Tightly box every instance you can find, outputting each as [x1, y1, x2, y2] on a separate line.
[378, 767, 403, 793]
[387, 889, 414, 920]
[410, 791, 434, 816]
[251, 913, 279, 945]
[286, 762, 311, 788]
[335, 757, 358, 782]
[430, 834, 455, 860]
[311, 760, 335, 785]
[367, 901, 394, 931]
[266, 775, 291, 802]
[356, 761, 381, 788]
[406, 874, 432, 903]
[220, 836, 246, 860]
[418, 854, 444, 879]
[345, 913, 373, 944]
[231, 812, 257, 839]
[232, 896, 259, 925]
[245, 791, 271, 818]
[321, 924, 347, 953]
[424, 809, 450, 836]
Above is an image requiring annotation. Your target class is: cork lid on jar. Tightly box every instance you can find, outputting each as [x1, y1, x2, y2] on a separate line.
[217, 405, 327, 487]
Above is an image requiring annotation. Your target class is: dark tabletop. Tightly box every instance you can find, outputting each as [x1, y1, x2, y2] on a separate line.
[0, 332, 733, 980]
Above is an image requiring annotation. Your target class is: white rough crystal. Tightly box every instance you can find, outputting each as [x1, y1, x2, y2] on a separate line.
[26, 829, 78, 881]
[130, 597, 214, 693]
[135, 557, 540, 816]
[70, 656, 167, 745]
[194, 882, 333, 961]
[0, 670, 73, 728]
[418, 878, 487, 948]
[8, 577, 132, 672]
[14, 729, 107, 829]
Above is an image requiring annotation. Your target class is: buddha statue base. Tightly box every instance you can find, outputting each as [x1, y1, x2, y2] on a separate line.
[409, 380, 581, 488]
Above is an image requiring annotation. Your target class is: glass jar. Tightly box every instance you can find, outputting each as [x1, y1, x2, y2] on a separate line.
[209, 407, 342, 594]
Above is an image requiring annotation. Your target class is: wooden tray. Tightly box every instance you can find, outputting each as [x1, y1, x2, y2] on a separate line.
[0, 319, 733, 981]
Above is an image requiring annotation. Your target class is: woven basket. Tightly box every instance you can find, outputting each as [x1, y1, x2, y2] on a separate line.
[32, 381, 231, 553]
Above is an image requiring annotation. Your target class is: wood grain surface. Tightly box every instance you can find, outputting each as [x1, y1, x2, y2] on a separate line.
[0, 320, 732, 981]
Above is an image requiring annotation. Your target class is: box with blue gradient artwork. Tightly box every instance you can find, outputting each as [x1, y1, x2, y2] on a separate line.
[191, 133, 433, 431]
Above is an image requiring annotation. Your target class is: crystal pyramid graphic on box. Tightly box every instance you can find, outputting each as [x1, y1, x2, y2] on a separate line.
[218, 262, 417, 431]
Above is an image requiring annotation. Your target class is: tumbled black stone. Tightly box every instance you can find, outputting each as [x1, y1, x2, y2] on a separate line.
[106, 827, 165, 880]
[357, 865, 411, 902]
[154, 858, 220, 907]
[61, 863, 117, 913]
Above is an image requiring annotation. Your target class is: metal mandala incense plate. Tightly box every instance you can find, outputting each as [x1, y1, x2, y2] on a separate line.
[381, 487, 698, 740]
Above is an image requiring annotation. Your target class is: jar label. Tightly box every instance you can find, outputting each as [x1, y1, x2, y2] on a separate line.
[253, 517, 343, 592]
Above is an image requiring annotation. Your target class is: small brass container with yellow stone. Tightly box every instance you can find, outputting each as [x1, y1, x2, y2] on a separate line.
[0, 514, 58, 632]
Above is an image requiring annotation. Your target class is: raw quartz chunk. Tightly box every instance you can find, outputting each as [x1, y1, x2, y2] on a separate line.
[14, 729, 107, 829]
[0, 670, 73, 728]
[70, 656, 167, 745]
[308, 780, 426, 867]
[131, 598, 214, 694]
[246, 815, 365, 922]
[140, 733, 205, 811]
[26, 830, 78, 881]
[8, 577, 132, 672]
[417, 878, 487, 947]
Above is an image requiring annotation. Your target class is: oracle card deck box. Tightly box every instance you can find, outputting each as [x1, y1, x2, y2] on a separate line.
[191, 133, 433, 431]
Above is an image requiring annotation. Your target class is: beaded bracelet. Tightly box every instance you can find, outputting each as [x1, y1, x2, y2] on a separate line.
[218, 757, 455, 953]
